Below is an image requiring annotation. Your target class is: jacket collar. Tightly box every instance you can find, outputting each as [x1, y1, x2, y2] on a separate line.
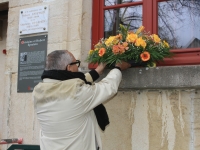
[43, 78, 60, 83]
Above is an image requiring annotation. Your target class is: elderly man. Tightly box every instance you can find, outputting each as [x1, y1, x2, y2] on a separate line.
[32, 50, 130, 150]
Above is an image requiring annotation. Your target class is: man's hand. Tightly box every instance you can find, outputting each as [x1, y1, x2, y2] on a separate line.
[95, 63, 107, 75]
[115, 61, 131, 71]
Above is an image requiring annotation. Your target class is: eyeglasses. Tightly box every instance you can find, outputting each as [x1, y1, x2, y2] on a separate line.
[69, 60, 81, 67]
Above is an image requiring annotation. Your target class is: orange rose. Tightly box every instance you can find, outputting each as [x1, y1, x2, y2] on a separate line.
[140, 51, 150, 61]
[98, 48, 106, 57]
[112, 43, 127, 55]
[118, 44, 125, 54]
[112, 45, 120, 55]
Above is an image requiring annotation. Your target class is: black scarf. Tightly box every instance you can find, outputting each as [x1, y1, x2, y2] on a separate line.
[41, 70, 109, 131]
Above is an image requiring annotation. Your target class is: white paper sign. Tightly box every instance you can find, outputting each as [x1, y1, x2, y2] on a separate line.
[19, 6, 49, 35]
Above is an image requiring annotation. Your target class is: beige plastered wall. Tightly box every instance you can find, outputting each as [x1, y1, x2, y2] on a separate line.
[0, 0, 200, 150]
[0, 15, 7, 143]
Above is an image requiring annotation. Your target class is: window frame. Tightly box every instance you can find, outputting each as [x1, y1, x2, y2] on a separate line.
[90, 0, 200, 69]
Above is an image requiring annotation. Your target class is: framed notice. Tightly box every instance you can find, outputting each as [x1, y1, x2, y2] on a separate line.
[17, 35, 47, 92]
[19, 5, 49, 35]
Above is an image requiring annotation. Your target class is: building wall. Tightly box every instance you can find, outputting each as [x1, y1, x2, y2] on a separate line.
[101, 90, 200, 150]
[0, 0, 200, 150]
[0, 18, 7, 142]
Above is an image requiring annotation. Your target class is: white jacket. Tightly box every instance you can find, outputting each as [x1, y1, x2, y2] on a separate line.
[32, 69, 122, 150]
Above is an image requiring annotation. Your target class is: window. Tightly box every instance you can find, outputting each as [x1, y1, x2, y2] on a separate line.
[91, 0, 200, 68]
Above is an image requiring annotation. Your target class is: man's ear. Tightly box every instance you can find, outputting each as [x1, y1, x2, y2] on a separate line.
[66, 65, 71, 71]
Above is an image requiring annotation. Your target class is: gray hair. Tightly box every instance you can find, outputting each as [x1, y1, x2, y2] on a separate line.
[45, 50, 73, 70]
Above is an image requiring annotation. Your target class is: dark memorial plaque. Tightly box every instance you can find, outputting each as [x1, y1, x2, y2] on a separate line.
[17, 35, 47, 92]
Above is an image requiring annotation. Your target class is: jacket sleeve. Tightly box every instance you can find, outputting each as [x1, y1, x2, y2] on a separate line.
[84, 70, 99, 83]
[76, 68, 122, 112]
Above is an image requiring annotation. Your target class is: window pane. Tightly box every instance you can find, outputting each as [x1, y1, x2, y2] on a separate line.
[104, 5, 142, 38]
[158, 0, 200, 49]
[105, 0, 142, 6]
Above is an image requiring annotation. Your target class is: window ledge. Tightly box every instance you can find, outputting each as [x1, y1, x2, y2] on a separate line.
[93, 65, 200, 90]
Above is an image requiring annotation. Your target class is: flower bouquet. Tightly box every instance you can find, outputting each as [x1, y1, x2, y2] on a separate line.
[87, 24, 173, 67]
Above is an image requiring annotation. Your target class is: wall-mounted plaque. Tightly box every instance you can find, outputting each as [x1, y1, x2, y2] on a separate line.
[19, 6, 49, 35]
[17, 35, 47, 92]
